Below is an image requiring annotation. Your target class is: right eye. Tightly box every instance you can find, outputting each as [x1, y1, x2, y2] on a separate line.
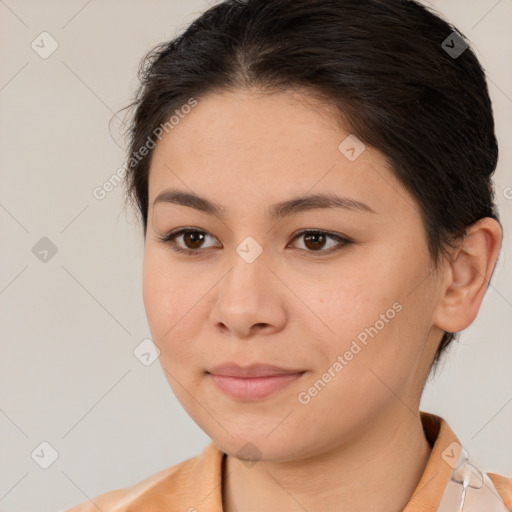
[157, 228, 222, 255]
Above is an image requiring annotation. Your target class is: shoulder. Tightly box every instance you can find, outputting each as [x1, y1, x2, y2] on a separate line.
[488, 472, 512, 511]
[62, 462, 193, 512]
[62, 442, 223, 511]
[418, 412, 512, 511]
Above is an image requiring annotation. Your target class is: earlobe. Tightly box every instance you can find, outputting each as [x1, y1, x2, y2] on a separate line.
[433, 217, 502, 334]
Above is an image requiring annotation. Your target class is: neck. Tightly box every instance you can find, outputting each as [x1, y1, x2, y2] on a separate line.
[222, 410, 432, 512]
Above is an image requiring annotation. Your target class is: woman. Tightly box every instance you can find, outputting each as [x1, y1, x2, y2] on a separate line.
[66, 0, 511, 510]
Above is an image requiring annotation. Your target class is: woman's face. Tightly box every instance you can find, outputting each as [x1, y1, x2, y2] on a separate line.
[143, 89, 446, 461]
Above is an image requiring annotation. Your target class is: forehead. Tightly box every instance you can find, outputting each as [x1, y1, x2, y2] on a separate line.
[147, 89, 410, 220]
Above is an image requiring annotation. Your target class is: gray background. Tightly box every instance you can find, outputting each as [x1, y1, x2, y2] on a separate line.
[0, 1, 511, 511]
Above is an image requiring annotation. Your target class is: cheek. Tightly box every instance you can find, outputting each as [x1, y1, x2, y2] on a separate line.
[142, 247, 226, 382]
[142, 252, 207, 414]
[142, 251, 173, 338]
[306, 249, 432, 370]
[301, 264, 397, 349]
[142, 249, 201, 348]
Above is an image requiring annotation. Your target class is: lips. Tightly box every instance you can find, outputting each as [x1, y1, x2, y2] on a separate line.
[207, 363, 306, 401]
[208, 363, 305, 378]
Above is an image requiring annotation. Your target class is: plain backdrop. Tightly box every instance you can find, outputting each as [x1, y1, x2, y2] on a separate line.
[0, 1, 511, 511]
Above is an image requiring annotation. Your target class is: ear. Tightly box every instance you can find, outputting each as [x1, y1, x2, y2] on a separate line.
[433, 217, 502, 334]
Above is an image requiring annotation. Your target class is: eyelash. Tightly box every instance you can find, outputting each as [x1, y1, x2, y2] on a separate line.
[156, 228, 352, 256]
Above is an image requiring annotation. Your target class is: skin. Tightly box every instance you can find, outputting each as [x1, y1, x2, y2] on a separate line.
[142, 89, 502, 512]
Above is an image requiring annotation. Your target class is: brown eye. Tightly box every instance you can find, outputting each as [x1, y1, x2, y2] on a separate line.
[183, 231, 206, 250]
[158, 228, 221, 254]
[303, 232, 327, 251]
[291, 230, 351, 254]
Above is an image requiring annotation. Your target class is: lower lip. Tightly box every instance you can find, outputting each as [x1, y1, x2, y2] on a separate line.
[209, 372, 306, 401]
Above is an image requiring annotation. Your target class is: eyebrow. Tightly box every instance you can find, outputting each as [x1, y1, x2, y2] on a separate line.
[153, 189, 376, 219]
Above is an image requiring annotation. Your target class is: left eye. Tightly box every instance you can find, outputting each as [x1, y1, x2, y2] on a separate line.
[157, 228, 351, 255]
[289, 230, 351, 253]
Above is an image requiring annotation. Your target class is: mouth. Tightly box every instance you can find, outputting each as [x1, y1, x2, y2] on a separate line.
[206, 363, 307, 401]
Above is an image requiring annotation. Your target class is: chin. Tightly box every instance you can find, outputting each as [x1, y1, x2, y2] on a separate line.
[206, 423, 315, 464]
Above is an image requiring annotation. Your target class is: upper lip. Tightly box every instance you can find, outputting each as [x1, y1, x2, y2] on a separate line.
[207, 363, 306, 378]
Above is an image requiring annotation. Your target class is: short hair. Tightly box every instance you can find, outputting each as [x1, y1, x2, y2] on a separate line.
[121, 0, 501, 368]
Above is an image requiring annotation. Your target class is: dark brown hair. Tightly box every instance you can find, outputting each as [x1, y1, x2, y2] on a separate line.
[120, 0, 500, 367]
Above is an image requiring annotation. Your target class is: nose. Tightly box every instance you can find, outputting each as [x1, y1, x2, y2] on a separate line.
[209, 251, 287, 339]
